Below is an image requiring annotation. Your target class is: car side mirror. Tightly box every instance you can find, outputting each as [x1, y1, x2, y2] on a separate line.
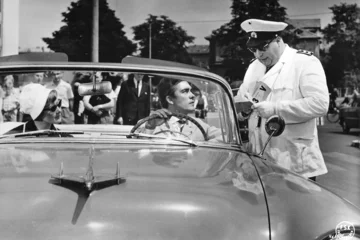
[78, 81, 112, 96]
[259, 115, 285, 156]
[265, 115, 285, 137]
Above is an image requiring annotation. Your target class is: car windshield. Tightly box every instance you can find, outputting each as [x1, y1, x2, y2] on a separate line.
[0, 68, 240, 145]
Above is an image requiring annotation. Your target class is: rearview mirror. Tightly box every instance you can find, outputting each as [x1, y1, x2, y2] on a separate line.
[259, 115, 285, 157]
[78, 81, 112, 96]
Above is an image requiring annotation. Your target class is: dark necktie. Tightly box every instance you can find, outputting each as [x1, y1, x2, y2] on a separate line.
[178, 119, 187, 132]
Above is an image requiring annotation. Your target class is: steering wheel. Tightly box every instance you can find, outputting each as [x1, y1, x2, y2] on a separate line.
[130, 112, 208, 141]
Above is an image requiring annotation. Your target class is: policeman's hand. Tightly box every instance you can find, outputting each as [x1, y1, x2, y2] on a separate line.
[145, 108, 172, 130]
[252, 101, 276, 118]
[237, 111, 251, 121]
[117, 117, 123, 125]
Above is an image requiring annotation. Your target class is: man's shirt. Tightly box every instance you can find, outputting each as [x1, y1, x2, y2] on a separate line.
[139, 116, 223, 142]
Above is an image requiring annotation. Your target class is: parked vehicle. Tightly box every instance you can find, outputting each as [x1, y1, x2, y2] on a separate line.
[0, 53, 359, 240]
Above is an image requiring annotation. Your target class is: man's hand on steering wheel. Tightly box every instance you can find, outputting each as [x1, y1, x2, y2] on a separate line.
[145, 109, 172, 130]
[130, 109, 208, 141]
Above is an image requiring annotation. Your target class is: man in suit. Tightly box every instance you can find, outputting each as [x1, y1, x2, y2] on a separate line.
[115, 73, 151, 125]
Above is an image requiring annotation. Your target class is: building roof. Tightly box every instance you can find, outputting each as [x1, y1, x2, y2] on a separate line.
[286, 19, 321, 29]
[187, 45, 209, 54]
[295, 28, 321, 39]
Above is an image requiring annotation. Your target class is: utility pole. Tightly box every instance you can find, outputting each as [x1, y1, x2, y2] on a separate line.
[92, 0, 99, 62]
[149, 22, 153, 109]
[149, 23, 152, 59]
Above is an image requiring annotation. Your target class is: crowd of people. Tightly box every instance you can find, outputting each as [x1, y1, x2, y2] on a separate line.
[0, 71, 123, 125]
[0, 71, 212, 126]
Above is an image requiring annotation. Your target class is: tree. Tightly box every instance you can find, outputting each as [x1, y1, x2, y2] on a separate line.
[322, 3, 360, 88]
[132, 15, 195, 64]
[209, 0, 290, 79]
[43, 0, 136, 62]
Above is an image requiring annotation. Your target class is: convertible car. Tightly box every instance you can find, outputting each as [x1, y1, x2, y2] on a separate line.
[0, 53, 359, 240]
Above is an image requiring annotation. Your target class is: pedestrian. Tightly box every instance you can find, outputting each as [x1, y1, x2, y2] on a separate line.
[329, 84, 338, 111]
[0, 85, 4, 123]
[235, 19, 329, 181]
[71, 72, 91, 124]
[45, 71, 74, 124]
[115, 73, 151, 125]
[83, 72, 115, 124]
[193, 88, 208, 119]
[2, 75, 20, 122]
[33, 72, 45, 85]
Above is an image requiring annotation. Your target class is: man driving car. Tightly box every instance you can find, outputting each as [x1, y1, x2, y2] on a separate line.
[138, 78, 222, 142]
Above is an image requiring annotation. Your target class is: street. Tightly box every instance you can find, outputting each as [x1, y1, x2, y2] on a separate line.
[317, 120, 360, 208]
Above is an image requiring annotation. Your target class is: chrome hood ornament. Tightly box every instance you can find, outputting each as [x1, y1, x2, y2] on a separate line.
[50, 145, 125, 192]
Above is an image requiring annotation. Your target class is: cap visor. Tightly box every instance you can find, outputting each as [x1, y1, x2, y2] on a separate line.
[246, 38, 267, 48]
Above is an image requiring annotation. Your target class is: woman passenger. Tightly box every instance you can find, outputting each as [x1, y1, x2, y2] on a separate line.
[3, 83, 61, 134]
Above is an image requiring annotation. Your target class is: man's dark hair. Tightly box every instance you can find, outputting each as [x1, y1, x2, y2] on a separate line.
[157, 78, 182, 108]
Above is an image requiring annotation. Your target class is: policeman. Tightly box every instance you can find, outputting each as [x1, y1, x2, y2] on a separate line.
[235, 19, 329, 181]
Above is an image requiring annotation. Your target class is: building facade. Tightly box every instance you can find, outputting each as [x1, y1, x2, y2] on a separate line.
[0, 0, 19, 56]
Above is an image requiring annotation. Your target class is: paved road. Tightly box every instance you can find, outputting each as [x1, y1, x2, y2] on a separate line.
[317, 120, 360, 208]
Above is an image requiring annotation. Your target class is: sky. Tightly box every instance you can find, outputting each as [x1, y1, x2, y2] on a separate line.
[19, 0, 360, 50]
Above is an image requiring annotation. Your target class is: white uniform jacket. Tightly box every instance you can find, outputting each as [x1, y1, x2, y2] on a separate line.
[236, 45, 329, 178]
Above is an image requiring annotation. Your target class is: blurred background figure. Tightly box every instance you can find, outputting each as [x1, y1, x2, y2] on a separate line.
[2, 75, 20, 122]
[193, 88, 208, 120]
[71, 72, 92, 124]
[45, 71, 74, 124]
[0, 85, 4, 123]
[83, 72, 115, 124]
[115, 73, 150, 125]
[33, 72, 45, 84]
[102, 71, 124, 122]
[343, 84, 359, 108]
[328, 84, 339, 112]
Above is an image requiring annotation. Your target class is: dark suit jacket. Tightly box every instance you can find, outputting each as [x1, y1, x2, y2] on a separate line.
[115, 80, 151, 125]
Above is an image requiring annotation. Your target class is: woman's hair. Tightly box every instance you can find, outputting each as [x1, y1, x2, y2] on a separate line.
[35, 90, 58, 121]
[157, 78, 182, 108]
[4, 75, 14, 88]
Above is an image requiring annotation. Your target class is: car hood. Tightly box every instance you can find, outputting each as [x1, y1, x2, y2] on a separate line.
[0, 143, 270, 240]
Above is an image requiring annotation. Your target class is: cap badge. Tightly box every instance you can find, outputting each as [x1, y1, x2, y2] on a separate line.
[250, 32, 257, 38]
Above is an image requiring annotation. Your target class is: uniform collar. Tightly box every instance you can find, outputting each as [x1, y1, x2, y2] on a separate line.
[263, 45, 293, 76]
[277, 44, 293, 64]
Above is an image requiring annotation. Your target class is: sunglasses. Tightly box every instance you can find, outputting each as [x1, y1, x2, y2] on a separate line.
[247, 37, 278, 53]
[44, 99, 62, 112]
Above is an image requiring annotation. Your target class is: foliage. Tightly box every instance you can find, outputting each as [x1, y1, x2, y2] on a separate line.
[43, 0, 136, 62]
[322, 3, 360, 87]
[132, 15, 195, 64]
[210, 0, 289, 78]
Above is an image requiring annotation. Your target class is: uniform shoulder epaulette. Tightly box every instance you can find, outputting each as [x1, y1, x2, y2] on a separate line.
[297, 49, 313, 56]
